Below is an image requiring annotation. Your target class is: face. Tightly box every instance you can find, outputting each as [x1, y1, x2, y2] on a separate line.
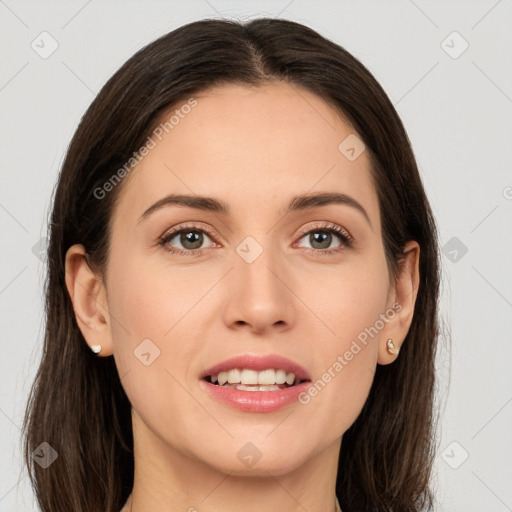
[97, 82, 399, 476]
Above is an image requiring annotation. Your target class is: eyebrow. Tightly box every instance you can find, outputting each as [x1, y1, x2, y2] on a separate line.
[138, 191, 372, 228]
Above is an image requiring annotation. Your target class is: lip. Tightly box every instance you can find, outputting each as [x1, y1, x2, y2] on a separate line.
[199, 354, 311, 382]
[199, 379, 312, 412]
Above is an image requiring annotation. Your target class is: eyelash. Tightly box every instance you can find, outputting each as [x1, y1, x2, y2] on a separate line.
[158, 222, 354, 257]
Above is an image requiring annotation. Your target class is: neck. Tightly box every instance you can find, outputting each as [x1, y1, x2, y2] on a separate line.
[125, 412, 341, 512]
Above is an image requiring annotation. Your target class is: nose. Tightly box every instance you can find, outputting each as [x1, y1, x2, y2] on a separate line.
[221, 245, 296, 335]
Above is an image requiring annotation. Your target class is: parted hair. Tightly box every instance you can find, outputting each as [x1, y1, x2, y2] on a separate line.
[23, 17, 441, 512]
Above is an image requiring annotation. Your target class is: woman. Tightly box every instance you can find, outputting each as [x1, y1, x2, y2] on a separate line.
[23, 17, 441, 512]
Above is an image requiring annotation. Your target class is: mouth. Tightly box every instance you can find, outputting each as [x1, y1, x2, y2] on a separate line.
[200, 354, 311, 387]
[199, 367, 312, 412]
[203, 369, 309, 392]
[199, 354, 312, 400]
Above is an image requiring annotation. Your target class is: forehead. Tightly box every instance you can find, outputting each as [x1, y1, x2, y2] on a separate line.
[112, 81, 379, 226]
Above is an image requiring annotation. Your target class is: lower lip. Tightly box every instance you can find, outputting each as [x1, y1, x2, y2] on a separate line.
[199, 379, 312, 413]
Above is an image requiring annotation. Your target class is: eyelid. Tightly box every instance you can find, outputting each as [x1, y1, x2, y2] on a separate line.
[294, 221, 353, 242]
[160, 222, 218, 242]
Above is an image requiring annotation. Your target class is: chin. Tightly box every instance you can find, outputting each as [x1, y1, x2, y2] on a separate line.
[194, 436, 312, 477]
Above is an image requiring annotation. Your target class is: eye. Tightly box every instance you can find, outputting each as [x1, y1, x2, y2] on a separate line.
[295, 222, 353, 255]
[158, 224, 217, 256]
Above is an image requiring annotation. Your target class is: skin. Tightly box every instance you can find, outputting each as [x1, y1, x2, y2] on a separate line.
[65, 82, 420, 512]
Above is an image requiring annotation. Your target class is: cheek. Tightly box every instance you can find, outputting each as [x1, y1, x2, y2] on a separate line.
[297, 298, 386, 441]
[300, 249, 390, 347]
[106, 258, 203, 431]
[297, 253, 389, 418]
[335, 270, 389, 346]
[107, 250, 206, 344]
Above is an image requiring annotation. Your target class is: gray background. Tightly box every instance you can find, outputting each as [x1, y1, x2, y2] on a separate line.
[1, 0, 511, 510]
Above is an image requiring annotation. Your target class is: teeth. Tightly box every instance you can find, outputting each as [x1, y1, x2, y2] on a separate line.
[241, 369, 258, 385]
[275, 369, 287, 384]
[237, 384, 281, 391]
[258, 369, 275, 385]
[220, 383, 283, 391]
[227, 369, 241, 384]
[210, 369, 298, 386]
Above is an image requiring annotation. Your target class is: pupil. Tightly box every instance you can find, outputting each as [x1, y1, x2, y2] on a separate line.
[311, 232, 331, 249]
[181, 231, 203, 250]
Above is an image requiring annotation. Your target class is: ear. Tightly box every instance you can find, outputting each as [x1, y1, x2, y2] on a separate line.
[377, 240, 420, 365]
[64, 244, 113, 356]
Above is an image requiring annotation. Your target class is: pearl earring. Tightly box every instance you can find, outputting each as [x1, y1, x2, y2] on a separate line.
[90, 344, 102, 354]
[386, 339, 399, 355]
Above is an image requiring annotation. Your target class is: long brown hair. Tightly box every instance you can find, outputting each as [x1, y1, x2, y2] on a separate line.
[23, 17, 442, 512]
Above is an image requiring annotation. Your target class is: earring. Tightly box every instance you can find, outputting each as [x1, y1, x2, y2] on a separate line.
[90, 344, 102, 354]
[386, 339, 399, 355]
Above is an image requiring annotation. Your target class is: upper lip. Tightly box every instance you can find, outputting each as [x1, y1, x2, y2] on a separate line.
[200, 354, 311, 382]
